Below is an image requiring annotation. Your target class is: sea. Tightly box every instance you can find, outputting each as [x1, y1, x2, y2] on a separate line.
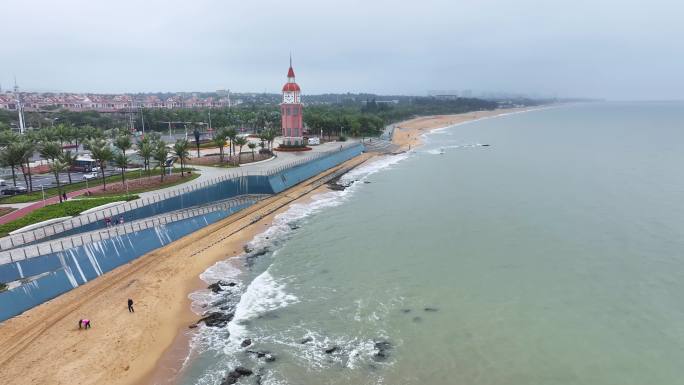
[176, 102, 684, 385]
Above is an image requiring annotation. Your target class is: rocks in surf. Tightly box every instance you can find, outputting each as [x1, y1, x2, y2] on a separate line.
[222, 366, 253, 385]
[300, 336, 313, 344]
[246, 350, 276, 362]
[424, 307, 439, 312]
[373, 340, 392, 361]
[241, 339, 252, 348]
[207, 280, 237, 293]
[197, 312, 233, 328]
[324, 346, 339, 354]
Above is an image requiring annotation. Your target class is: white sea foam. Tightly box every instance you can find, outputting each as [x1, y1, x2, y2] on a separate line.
[425, 143, 490, 154]
[227, 270, 298, 345]
[184, 152, 411, 383]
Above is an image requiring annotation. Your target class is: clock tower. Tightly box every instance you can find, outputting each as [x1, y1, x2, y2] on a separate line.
[281, 58, 303, 147]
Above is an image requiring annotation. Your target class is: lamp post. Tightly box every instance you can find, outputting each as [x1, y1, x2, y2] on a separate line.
[41, 185, 45, 207]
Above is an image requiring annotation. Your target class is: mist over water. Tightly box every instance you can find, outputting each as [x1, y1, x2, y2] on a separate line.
[179, 102, 684, 385]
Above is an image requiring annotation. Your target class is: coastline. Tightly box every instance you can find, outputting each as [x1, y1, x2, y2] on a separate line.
[391, 107, 539, 151]
[0, 154, 372, 385]
[0, 106, 539, 385]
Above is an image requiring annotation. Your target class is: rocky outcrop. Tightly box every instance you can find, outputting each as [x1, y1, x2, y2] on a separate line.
[222, 367, 253, 385]
[373, 341, 392, 361]
[197, 312, 233, 328]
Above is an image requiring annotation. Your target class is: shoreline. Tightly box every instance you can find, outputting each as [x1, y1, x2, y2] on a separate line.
[0, 154, 373, 385]
[391, 106, 542, 151]
[147, 106, 542, 384]
[0, 106, 541, 385]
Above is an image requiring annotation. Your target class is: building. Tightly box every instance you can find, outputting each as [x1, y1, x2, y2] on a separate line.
[280, 60, 304, 147]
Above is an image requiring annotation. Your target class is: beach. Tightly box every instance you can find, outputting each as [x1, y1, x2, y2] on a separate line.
[391, 108, 531, 150]
[0, 108, 526, 385]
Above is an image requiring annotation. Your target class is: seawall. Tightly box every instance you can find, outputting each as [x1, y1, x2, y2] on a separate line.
[0, 143, 364, 322]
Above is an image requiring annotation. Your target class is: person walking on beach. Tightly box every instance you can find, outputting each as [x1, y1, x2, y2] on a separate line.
[62, 192, 67, 201]
[79, 319, 91, 329]
[128, 298, 134, 313]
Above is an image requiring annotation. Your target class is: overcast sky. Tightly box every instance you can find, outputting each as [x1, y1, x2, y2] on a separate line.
[2, 0, 682, 99]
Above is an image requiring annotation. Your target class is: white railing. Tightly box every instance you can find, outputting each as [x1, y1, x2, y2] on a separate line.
[0, 142, 361, 252]
[0, 194, 269, 264]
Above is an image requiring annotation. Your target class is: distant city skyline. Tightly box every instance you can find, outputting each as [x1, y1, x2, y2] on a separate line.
[3, 0, 683, 100]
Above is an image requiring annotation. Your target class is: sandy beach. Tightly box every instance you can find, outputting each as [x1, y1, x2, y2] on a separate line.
[0, 107, 532, 385]
[391, 107, 534, 151]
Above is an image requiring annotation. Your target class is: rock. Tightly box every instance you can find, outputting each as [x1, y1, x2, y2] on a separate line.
[246, 350, 275, 362]
[300, 336, 313, 344]
[424, 307, 439, 312]
[401, 309, 411, 313]
[222, 366, 253, 385]
[198, 312, 233, 328]
[373, 341, 392, 361]
[243, 245, 253, 253]
[412, 316, 422, 323]
[324, 346, 339, 354]
[207, 281, 227, 293]
[226, 282, 237, 287]
[364, 181, 371, 184]
[241, 339, 252, 348]
[188, 323, 198, 329]
[289, 223, 300, 230]
[234, 367, 253, 376]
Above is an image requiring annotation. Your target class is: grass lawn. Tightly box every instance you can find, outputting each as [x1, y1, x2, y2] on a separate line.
[0, 167, 196, 204]
[0, 195, 139, 237]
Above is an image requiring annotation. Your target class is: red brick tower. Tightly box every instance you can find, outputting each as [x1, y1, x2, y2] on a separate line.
[280, 58, 303, 146]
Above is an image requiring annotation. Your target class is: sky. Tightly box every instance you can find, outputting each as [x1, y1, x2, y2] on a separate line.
[2, 0, 682, 100]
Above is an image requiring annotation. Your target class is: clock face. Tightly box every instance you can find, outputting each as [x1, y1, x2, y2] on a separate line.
[283, 92, 295, 103]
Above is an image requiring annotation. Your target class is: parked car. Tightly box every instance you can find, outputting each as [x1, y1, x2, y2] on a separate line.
[83, 172, 98, 181]
[1, 186, 27, 196]
[307, 137, 321, 145]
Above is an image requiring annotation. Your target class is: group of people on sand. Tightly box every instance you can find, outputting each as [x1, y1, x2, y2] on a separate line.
[78, 298, 134, 331]
[104, 216, 125, 227]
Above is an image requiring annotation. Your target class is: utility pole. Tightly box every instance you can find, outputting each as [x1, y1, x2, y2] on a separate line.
[140, 107, 146, 138]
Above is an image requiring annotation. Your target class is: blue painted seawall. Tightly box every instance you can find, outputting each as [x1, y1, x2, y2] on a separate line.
[0, 144, 363, 322]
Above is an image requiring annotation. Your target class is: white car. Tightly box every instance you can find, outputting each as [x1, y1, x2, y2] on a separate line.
[83, 172, 98, 181]
[307, 137, 320, 145]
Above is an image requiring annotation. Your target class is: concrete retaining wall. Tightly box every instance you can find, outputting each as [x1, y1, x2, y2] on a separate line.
[0, 143, 364, 322]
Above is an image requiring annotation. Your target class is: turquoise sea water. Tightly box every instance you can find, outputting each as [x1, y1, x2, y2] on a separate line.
[178, 102, 684, 385]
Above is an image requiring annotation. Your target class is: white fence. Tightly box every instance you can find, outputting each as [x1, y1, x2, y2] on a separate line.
[0, 194, 269, 264]
[0, 143, 359, 252]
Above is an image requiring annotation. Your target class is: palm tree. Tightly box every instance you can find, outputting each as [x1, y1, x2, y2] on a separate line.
[248, 142, 256, 162]
[39, 142, 66, 202]
[114, 134, 132, 159]
[16, 140, 35, 192]
[153, 141, 169, 182]
[233, 136, 248, 165]
[225, 128, 237, 157]
[0, 142, 24, 187]
[173, 139, 190, 176]
[54, 123, 72, 150]
[114, 151, 129, 184]
[59, 150, 78, 184]
[86, 139, 113, 190]
[212, 130, 227, 163]
[50, 160, 68, 203]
